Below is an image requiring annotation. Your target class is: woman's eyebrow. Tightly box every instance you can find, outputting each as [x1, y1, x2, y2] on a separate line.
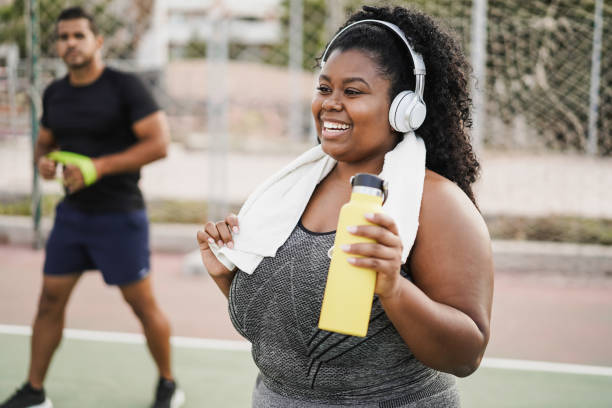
[318, 74, 371, 89]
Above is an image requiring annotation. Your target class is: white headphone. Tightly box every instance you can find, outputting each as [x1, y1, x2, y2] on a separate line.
[320, 19, 427, 133]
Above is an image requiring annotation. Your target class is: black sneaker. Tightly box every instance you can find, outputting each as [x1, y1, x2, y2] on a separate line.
[0, 383, 52, 408]
[151, 377, 185, 408]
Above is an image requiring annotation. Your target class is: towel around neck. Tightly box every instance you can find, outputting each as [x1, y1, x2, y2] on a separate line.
[210, 132, 426, 274]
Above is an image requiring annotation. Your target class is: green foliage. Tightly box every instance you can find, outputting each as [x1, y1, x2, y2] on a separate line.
[183, 35, 207, 59]
[0, 194, 61, 217]
[1, 0, 150, 59]
[485, 215, 612, 246]
[147, 199, 210, 224]
[1, 194, 610, 245]
[0, 0, 26, 56]
[267, 0, 328, 70]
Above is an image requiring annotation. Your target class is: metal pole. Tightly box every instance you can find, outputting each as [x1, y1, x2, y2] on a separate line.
[325, 0, 344, 39]
[27, 0, 43, 249]
[470, 0, 487, 153]
[150, 0, 168, 68]
[288, 0, 304, 141]
[206, 4, 229, 221]
[587, 0, 603, 156]
[0, 45, 19, 139]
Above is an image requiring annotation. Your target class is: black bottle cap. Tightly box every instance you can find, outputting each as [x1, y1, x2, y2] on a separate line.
[350, 173, 385, 190]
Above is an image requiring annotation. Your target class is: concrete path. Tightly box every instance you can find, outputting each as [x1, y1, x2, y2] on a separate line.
[2, 139, 612, 218]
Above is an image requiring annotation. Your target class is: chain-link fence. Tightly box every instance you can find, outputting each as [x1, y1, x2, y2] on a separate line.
[0, 0, 610, 222]
[2, 0, 609, 149]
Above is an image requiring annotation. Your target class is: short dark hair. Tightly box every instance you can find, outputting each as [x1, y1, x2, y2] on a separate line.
[56, 6, 99, 36]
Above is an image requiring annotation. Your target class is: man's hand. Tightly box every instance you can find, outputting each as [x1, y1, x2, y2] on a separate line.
[62, 164, 86, 193]
[37, 156, 57, 180]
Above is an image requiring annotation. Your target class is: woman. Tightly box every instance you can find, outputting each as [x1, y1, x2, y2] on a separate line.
[198, 5, 493, 407]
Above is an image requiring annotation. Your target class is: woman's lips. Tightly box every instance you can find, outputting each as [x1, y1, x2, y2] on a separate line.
[321, 120, 351, 138]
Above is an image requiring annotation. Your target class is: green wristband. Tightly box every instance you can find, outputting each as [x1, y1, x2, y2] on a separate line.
[47, 151, 98, 186]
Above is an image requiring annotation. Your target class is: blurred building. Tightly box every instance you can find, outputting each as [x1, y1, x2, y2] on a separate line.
[136, 0, 282, 68]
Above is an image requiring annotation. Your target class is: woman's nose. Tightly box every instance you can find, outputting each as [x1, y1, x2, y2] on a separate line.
[321, 96, 342, 111]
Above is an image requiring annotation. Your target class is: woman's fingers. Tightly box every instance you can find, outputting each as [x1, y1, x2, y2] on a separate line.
[342, 213, 403, 286]
[196, 230, 211, 251]
[225, 213, 239, 234]
[204, 221, 221, 246]
[342, 242, 399, 261]
[346, 224, 402, 250]
[196, 230, 231, 276]
[342, 242, 401, 277]
[202, 215, 238, 249]
[364, 212, 399, 235]
[215, 220, 234, 248]
[346, 255, 397, 271]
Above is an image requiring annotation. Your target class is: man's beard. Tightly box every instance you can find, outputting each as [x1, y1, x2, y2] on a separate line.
[63, 52, 93, 70]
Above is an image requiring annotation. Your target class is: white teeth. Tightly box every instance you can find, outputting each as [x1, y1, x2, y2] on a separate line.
[323, 121, 350, 130]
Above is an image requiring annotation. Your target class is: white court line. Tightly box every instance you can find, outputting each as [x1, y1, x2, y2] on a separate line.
[1, 324, 611, 377]
[0, 324, 251, 351]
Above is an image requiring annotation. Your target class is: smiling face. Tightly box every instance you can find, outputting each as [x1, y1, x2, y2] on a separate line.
[311, 48, 397, 166]
[56, 18, 102, 70]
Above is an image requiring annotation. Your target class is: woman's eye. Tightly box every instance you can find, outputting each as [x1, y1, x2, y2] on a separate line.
[316, 85, 331, 94]
[345, 88, 362, 95]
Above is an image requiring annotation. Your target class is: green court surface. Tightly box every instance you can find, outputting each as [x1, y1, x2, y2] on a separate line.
[1, 332, 611, 407]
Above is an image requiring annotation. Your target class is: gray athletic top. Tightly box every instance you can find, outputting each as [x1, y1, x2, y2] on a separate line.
[229, 222, 460, 407]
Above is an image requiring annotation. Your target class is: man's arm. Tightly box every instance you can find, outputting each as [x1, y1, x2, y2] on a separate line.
[93, 110, 170, 177]
[34, 126, 58, 180]
[62, 110, 170, 193]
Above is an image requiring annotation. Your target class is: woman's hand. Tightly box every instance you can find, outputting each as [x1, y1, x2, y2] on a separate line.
[342, 212, 403, 299]
[196, 213, 239, 278]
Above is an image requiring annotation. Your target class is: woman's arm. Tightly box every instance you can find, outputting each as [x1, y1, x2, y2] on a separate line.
[344, 170, 493, 377]
[197, 214, 240, 298]
[385, 171, 493, 376]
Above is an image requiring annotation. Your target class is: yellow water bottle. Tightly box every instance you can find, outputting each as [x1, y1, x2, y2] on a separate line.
[318, 173, 387, 337]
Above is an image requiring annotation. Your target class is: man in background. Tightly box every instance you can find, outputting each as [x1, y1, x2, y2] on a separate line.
[0, 6, 184, 408]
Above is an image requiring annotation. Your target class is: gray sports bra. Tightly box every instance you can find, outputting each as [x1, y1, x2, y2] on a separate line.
[229, 222, 458, 406]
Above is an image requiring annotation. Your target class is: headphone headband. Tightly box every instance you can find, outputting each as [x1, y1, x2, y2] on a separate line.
[320, 19, 426, 99]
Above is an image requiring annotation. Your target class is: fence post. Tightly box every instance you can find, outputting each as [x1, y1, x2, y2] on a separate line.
[470, 0, 487, 153]
[26, 0, 43, 249]
[288, 0, 304, 141]
[325, 0, 344, 39]
[587, 0, 603, 156]
[206, 4, 229, 221]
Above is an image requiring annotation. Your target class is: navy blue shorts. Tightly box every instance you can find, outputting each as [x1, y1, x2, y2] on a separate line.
[44, 201, 150, 286]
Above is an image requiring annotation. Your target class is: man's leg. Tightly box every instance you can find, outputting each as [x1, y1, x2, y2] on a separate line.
[119, 275, 172, 379]
[28, 274, 81, 388]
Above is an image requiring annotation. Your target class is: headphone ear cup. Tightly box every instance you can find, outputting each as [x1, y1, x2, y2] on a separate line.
[388, 90, 427, 133]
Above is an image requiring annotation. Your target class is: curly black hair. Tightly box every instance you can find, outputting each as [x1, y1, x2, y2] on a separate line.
[321, 5, 480, 206]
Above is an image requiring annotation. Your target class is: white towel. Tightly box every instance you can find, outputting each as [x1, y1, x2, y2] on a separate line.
[210, 132, 426, 274]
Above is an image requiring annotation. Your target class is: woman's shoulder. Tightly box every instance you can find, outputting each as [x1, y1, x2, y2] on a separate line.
[418, 169, 488, 241]
[422, 169, 473, 210]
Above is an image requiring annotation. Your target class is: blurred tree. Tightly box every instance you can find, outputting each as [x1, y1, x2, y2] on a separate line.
[184, 34, 208, 59]
[268, 0, 327, 70]
[0, 0, 28, 57]
[0, 0, 153, 59]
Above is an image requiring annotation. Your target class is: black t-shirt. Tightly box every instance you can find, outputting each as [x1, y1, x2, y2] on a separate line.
[41, 67, 159, 212]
